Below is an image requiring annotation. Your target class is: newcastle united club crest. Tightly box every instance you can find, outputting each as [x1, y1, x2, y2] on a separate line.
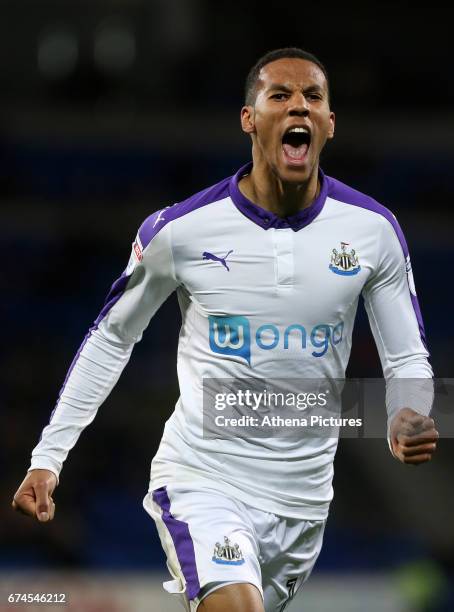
[329, 242, 361, 276]
[212, 536, 245, 565]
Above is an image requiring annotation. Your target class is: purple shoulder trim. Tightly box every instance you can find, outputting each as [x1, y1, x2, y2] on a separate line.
[139, 177, 231, 250]
[327, 177, 410, 256]
[327, 176, 427, 349]
[48, 175, 232, 427]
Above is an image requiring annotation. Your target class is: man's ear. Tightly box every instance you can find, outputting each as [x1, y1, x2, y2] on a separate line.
[241, 105, 255, 134]
[327, 111, 335, 140]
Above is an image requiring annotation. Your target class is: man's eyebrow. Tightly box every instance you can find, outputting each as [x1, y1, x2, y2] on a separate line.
[267, 83, 293, 92]
[304, 84, 324, 92]
[266, 83, 325, 94]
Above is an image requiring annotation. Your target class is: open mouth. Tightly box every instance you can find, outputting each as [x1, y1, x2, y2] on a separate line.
[282, 127, 311, 165]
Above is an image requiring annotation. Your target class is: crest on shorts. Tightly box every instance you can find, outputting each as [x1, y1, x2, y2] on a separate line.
[212, 536, 245, 565]
[329, 242, 361, 276]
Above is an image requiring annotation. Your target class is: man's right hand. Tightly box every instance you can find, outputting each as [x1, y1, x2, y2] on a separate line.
[12, 469, 57, 522]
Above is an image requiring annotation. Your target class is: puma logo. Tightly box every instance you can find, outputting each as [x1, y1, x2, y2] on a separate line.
[202, 250, 233, 271]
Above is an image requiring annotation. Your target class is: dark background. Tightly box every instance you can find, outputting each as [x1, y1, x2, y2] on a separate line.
[1, 1, 453, 610]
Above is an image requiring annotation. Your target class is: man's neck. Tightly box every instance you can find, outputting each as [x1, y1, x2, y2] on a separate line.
[238, 160, 320, 218]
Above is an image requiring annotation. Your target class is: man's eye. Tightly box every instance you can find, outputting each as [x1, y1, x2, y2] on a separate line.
[307, 93, 322, 100]
[271, 93, 288, 100]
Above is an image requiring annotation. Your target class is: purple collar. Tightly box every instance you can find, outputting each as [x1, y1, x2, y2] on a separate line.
[229, 162, 328, 231]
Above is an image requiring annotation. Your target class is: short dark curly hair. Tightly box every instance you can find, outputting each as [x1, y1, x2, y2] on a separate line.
[244, 47, 330, 106]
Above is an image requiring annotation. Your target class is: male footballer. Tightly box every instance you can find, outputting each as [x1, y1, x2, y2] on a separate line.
[13, 48, 438, 611]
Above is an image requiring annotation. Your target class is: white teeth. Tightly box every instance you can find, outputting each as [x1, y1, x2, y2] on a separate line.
[287, 127, 309, 134]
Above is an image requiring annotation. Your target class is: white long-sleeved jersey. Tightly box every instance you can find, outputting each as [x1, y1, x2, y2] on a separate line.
[30, 162, 433, 519]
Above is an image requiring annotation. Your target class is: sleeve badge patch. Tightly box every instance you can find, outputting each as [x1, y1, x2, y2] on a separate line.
[133, 241, 143, 262]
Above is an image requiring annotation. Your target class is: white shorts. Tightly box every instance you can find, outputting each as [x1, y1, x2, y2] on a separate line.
[143, 484, 326, 611]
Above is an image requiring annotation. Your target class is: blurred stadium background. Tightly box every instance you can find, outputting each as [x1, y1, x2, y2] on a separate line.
[1, 1, 453, 610]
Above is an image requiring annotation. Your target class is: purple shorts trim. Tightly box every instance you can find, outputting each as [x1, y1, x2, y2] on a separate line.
[153, 486, 201, 601]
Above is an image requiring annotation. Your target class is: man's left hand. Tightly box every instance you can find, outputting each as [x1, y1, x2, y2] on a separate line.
[390, 408, 438, 465]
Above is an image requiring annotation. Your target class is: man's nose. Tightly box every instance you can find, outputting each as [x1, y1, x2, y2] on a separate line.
[288, 93, 309, 116]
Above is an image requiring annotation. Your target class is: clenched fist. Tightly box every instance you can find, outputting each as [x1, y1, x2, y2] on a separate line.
[12, 469, 57, 522]
[390, 408, 438, 465]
